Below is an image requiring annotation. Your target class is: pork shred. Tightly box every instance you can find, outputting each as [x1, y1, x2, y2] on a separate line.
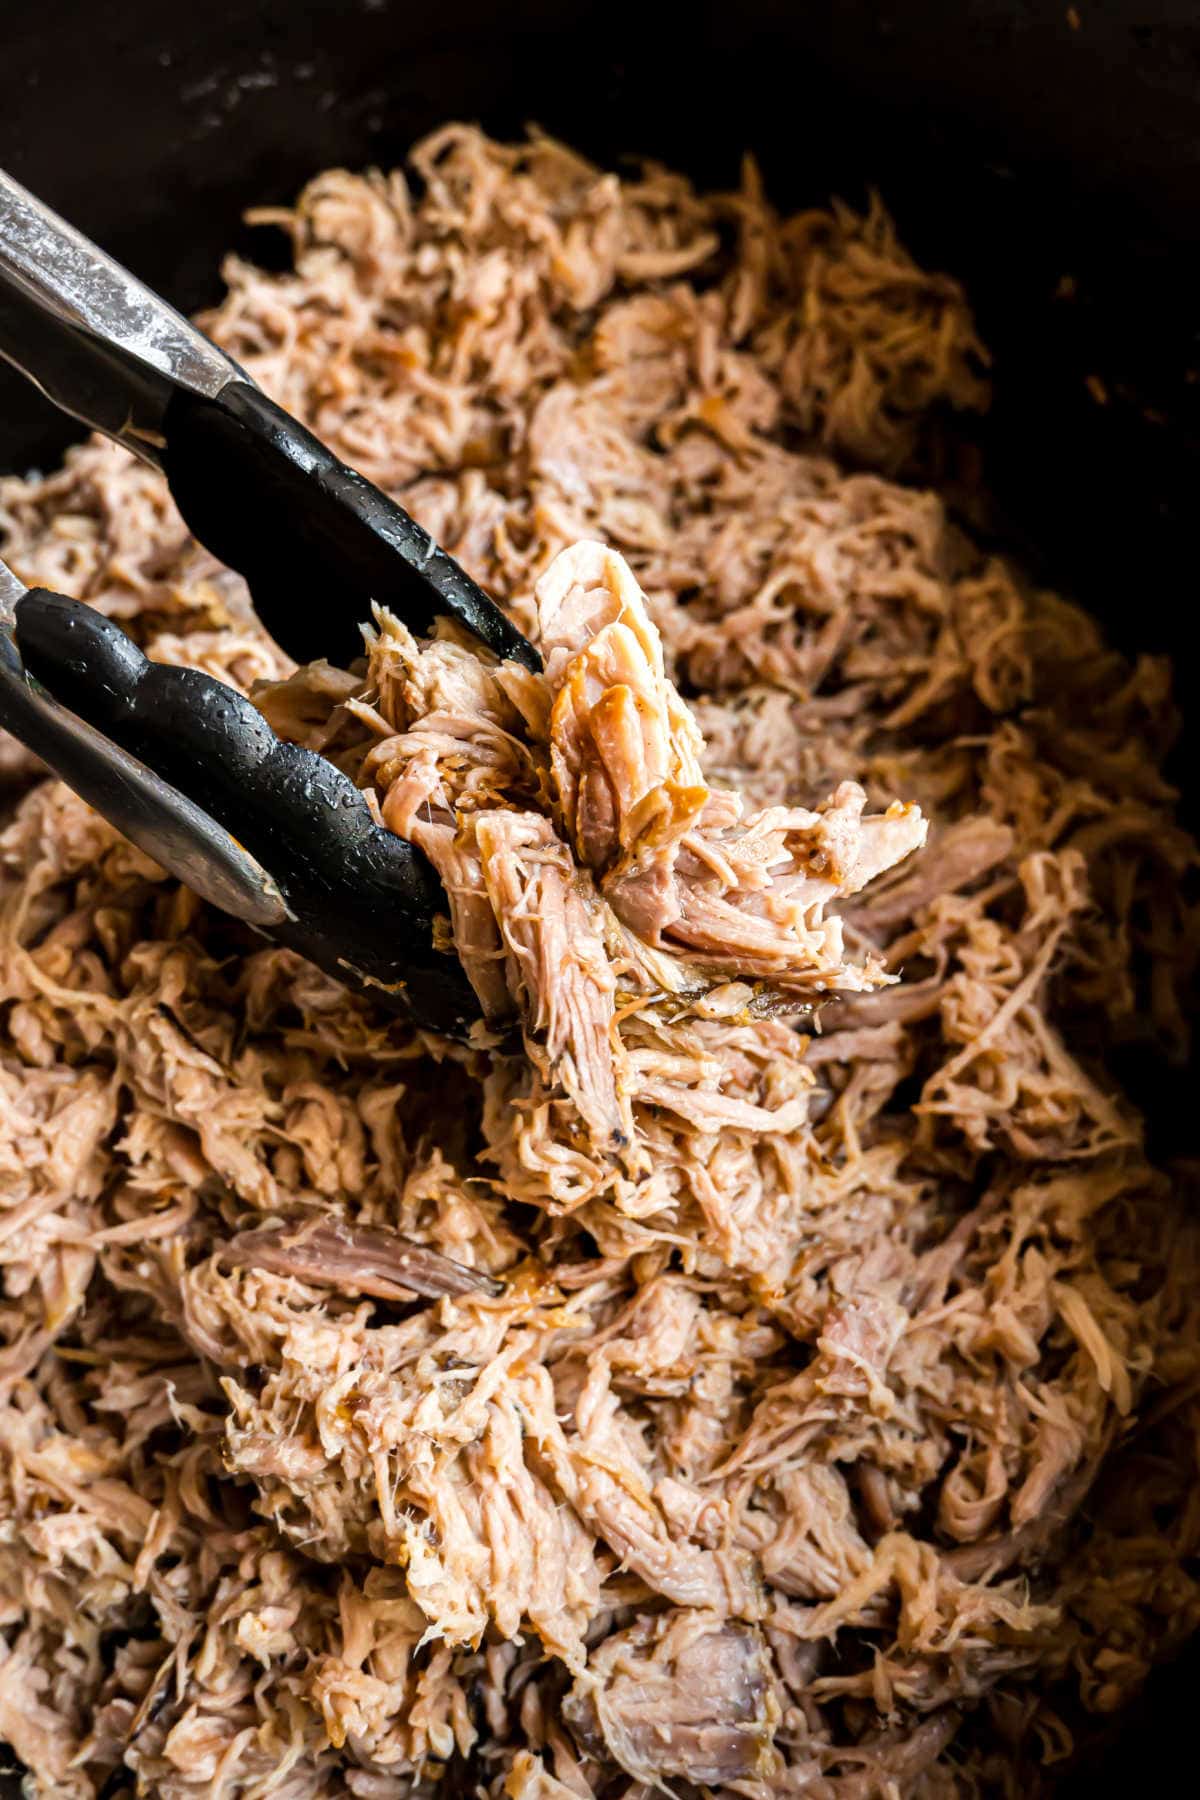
[0, 124, 1199, 1800]
[562, 1611, 777, 1784]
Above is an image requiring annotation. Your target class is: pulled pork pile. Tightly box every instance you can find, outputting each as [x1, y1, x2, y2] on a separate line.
[0, 126, 1198, 1799]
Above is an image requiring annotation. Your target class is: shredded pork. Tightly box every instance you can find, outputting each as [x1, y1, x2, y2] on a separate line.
[0, 125, 1198, 1800]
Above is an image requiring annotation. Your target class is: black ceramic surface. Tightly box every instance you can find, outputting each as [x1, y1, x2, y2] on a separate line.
[0, 3, 1196, 1792]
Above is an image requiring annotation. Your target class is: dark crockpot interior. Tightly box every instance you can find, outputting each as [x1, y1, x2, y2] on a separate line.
[0, 2, 1197, 1792]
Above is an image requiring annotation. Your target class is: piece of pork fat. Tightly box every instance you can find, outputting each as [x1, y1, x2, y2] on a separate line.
[563, 1610, 777, 1785]
[845, 814, 1015, 934]
[221, 1217, 500, 1300]
[537, 540, 711, 872]
[535, 542, 927, 995]
[473, 810, 634, 1154]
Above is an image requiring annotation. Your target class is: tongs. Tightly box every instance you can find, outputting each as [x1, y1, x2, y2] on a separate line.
[0, 171, 540, 1036]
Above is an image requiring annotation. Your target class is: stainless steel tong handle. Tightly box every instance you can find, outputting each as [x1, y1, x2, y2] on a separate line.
[0, 167, 539, 672]
[0, 170, 245, 464]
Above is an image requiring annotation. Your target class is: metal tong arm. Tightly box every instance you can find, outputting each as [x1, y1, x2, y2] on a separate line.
[0, 170, 538, 672]
[0, 168, 243, 460]
[0, 563, 482, 1035]
[0, 561, 289, 927]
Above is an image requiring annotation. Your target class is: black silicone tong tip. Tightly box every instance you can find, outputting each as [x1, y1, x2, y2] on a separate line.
[14, 588, 481, 1037]
[162, 381, 541, 674]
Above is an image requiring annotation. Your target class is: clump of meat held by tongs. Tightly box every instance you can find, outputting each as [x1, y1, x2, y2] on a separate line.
[256, 542, 928, 1166]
